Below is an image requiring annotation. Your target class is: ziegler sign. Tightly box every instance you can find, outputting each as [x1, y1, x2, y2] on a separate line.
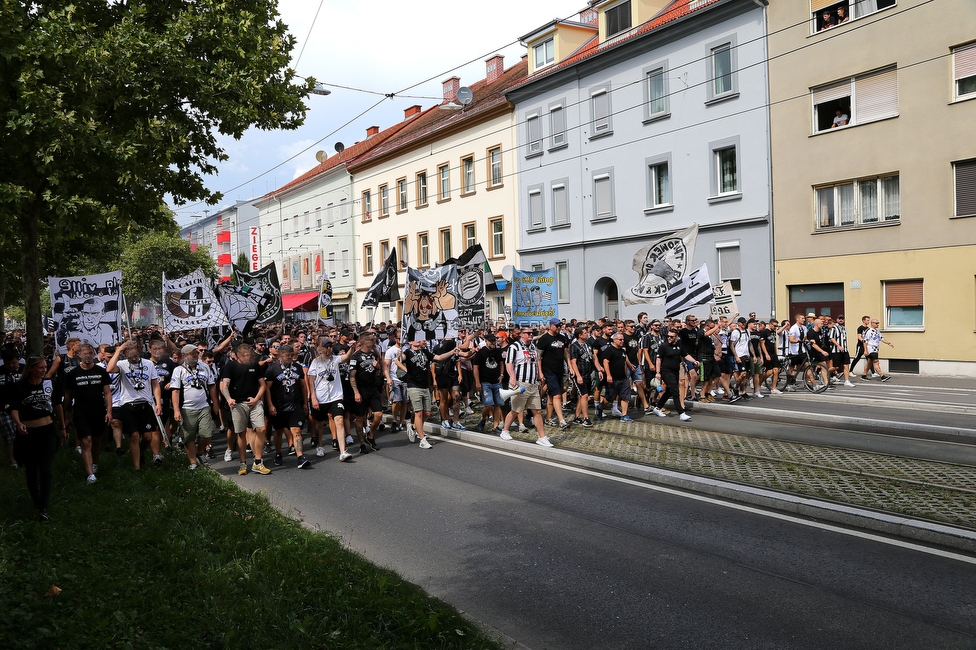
[249, 227, 261, 271]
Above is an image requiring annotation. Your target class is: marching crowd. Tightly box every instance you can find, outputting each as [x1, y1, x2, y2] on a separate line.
[0, 309, 893, 521]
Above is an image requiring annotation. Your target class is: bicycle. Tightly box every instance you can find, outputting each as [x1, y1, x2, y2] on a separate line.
[792, 347, 830, 393]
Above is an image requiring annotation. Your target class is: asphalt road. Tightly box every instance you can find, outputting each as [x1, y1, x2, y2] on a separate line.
[219, 434, 976, 650]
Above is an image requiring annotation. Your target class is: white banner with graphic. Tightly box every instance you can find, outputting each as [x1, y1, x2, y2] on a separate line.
[162, 269, 229, 332]
[624, 224, 699, 306]
[48, 271, 123, 353]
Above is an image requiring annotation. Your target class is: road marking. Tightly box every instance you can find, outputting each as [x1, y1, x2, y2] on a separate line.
[443, 438, 976, 566]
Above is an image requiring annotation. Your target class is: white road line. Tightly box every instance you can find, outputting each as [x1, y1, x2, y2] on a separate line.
[443, 438, 976, 567]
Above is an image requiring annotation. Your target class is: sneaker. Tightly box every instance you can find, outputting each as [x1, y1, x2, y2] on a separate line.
[245, 444, 252, 455]
[611, 406, 623, 418]
[465, 406, 474, 415]
[679, 412, 692, 422]
[153, 454, 164, 467]
[499, 430, 513, 441]
[91, 463, 98, 474]
[441, 420, 452, 431]
[332, 439, 340, 450]
[419, 437, 433, 449]
[316, 446, 326, 457]
[224, 449, 233, 462]
[345, 435, 354, 445]
[406, 424, 418, 443]
[359, 443, 370, 455]
[188, 463, 197, 471]
[728, 394, 742, 404]
[207, 447, 215, 459]
[116, 446, 125, 456]
[252, 462, 272, 475]
[518, 424, 528, 433]
[38, 510, 49, 522]
[338, 451, 353, 462]
[596, 410, 606, 420]
[297, 457, 312, 470]
[536, 436, 554, 448]
[844, 381, 856, 387]
[238, 462, 248, 476]
[559, 420, 569, 429]
[653, 408, 667, 418]
[770, 389, 783, 395]
[861, 375, 871, 380]
[620, 415, 634, 423]
[784, 385, 797, 392]
[753, 392, 764, 398]
[477, 419, 486, 432]
[453, 422, 466, 431]
[581, 418, 593, 427]
[75, 445, 82, 455]
[273, 453, 283, 466]
[872, 372, 883, 378]
[288, 445, 296, 456]
[491, 426, 503, 435]
[87, 474, 97, 484]
[366, 437, 379, 451]
[545, 417, 557, 427]
[880, 375, 891, 382]
[572, 416, 583, 425]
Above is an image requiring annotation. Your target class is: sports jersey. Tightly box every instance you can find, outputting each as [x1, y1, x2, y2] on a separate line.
[171, 361, 215, 411]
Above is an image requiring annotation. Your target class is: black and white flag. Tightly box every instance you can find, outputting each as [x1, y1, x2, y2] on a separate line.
[361, 249, 401, 308]
[665, 264, 713, 318]
[48, 271, 123, 353]
[162, 269, 229, 332]
[215, 282, 270, 337]
[233, 262, 283, 323]
[625, 224, 699, 306]
[402, 265, 459, 343]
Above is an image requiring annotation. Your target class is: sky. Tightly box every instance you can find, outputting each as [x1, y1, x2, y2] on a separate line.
[171, 0, 578, 226]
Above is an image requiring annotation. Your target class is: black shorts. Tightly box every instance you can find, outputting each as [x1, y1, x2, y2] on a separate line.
[764, 355, 779, 372]
[73, 410, 106, 439]
[119, 401, 158, 435]
[831, 351, 851, 367]
[270, 410, 305, 431]
[349, 390, 382, 417]
[311, 400, 346, 421]
[701, 358, 721, 381]
[574, 376, 592, 397]
[435, 373, 459, 390]
[789, 354, 806, 368]
[543, 370, 564, 397]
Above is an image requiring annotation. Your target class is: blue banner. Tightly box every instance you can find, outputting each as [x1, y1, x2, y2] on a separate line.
[511, 269, 558, 326]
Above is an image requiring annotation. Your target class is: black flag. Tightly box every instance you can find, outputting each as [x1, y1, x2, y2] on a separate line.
[361, 249, 401, 308]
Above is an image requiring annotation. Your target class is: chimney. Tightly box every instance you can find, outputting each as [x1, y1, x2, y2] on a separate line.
[442, 76, 460, 102]
[366, 125, 379, 137]
[404, 105, 422, 119]
[485, 55, 504, 84]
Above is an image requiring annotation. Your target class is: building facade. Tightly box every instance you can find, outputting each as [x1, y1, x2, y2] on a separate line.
[179, 201, 258, 282]
[768, 0, 976, 375]
[507, 0, 773, 321]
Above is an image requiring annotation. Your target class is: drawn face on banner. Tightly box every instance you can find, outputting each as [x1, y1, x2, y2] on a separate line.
[79, 298, 105, 332]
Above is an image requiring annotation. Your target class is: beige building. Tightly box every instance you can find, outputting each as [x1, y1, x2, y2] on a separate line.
[768, 0, 976, 376]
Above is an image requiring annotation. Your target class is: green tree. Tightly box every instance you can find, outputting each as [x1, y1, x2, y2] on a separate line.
[119, 232, 218, 305]
[1, 1, 312, 354]
[235, 253, 250, 275]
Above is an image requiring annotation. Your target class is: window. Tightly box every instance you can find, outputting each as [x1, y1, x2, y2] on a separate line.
[812, 67, 898, 132]
[705, 37, 738, 102]
[551, 180, 569, 226]
[531, 263, 544, 272]
[462, 156, 475, 194]
[954, 42, 976, 100]
[556, 261, 569, 303]
[717, 244, 741, 294]
[644, 64, 669, 120]
[645, 155, 672, 209]
[439, 228, 452, 263]
[884, 279, 923, 329]
[380, 240, 390, 264]
[418, 232, 429, 267]
[340, 198, 349, 223]
[326, 203, 335, 228]
[328, 252, 336, 278]
[397, 236, 408, 269]
[815, 174, 899, 229]
[707, 136, 741, 200]
[315, 207, 322, 229]
[363, 244, 373, 275]
[592, 169, 615, 221]
[464, 223, 476, 249]
[438, 163, 451, 201]
[361, 191, 372, 222]
[534, 38, 554, 68]
[528, 185, 544, 229]
[487, 147, 502, 187]
[549, 103, 567, 148]
[812, 1, 896, 34]
[397, 178, 408, 212]
[954, 159, 976, 217]
[416, 171, 428, 207]
[526, 114, 542, 155]
[489, 217, 504, 257]
[605, 0, 631, 37]
[590, 87, 612, 137]
[341, 249, 350, 277]
[379, 184, 389, 217]
[303, 211, 310, 232]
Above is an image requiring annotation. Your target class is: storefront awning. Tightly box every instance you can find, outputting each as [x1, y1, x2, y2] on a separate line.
[281, 291, 320, 311]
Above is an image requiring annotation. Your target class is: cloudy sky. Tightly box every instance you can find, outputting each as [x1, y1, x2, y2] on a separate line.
[171, 0, 577, 225]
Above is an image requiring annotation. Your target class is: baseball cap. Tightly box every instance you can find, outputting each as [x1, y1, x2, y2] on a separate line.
[484, 333, 497, 342]
[549, 317, 561, 326]
[181, 344, 198, 356]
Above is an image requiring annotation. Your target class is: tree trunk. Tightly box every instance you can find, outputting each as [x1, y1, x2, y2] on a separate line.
[20, 203, 42, 357]
[0, 264, 6, 334]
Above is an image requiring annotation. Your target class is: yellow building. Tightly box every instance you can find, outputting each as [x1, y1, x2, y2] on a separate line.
[768, 0, 976, 376]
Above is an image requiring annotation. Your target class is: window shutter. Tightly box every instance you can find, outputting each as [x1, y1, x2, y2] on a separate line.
[810, 0, 835, 12]
[955, 42, 976, 80]
[885, 280, 923, 307]
[955, 159, 976, 217]
[855, 68, 898, 122]
[718, 247, 741, 281]
[812, 80, 851, 105]
[529, 190, 543, 227]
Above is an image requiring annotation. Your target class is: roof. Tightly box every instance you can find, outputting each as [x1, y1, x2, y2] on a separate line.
[509, 0, 722, 92]
[347, 59, 528, 173]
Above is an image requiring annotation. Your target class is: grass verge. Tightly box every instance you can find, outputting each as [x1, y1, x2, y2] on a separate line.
[0, 447, 504, 649]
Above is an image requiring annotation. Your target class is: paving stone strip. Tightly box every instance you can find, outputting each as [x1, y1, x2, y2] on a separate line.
[497, 417, 976, 530]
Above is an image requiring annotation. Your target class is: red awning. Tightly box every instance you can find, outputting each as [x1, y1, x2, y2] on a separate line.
[281, 291, 319, 312]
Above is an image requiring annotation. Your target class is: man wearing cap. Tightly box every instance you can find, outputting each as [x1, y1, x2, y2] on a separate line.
[472, 333, 504, 433]
[499, 328, 554, 447]
[536, 317, 570, 430]
[171, 344, 219, 470]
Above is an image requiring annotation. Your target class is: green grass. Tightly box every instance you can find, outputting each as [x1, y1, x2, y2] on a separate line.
[0, 448, 505, 649]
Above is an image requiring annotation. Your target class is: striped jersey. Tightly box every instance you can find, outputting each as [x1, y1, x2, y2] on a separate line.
[505, 340, 539, 384]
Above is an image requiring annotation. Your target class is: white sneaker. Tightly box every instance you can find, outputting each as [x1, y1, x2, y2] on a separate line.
[611, 406, 623, 418]
[86, 474, 96, 484]
[536, 436, 554, 448]
[679, 413, 692, 422]
[653, 407, 667, 418]
[315, 446, 326, 457]
[499, 430, 513, 441]
[224, 449, 233, 462]
[76, 446, 82, 455]
[345, 435, 354, 444]
[406, 424, 418, 443]
[716, 388, 725, 395]
[465, 406, 474, 415]
[338, 451, 353, 462]
[710, 389, 717, 397]
[753, 392, 764, 398]
[518, 424, 528, 433]
[770, 389, 783, 395]
[419, 437, 433, 449]
[188, 463, 197, 471]
[844, 381, 856, 387]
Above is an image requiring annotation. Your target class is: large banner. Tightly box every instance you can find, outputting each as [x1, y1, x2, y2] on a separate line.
[624, 223, 699, 306]
[402, 265, 459, 343]
[709, 281, 738, 320]
[233, 262, 283, 323]
[511, 269, 557, 326]
[665, 264, 713, 319]
[454, 261, 486, 329]
[361, 249, 401, 308]
[318, 276, 334, 325]
[48, 271, 123, 353]
[215, 282, 270, 337]
[162, 269, 229, 332]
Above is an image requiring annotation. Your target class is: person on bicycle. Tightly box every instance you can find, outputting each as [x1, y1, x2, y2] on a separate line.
[784, 314, 807, 392]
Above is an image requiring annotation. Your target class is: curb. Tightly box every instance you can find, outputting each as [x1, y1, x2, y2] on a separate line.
[419, 422, 976, 555]
[759, 391, 976, 417]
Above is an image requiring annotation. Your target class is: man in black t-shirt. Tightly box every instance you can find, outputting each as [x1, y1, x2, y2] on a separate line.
[0, 346, 24, 469]
[537, 317, 570, 429]
[568, 327, 594, 427]
[395, 339, 441, 449]
[472, 335, 504, 433]
[432, 336, 464, 432]
[653, 330, 691, 421]
[220, 344, 270, 475]
[851, 315, 870, 376]
[678, 316, 702, 401]
[589, 323, 613, 419]
[265, 344, 310, 468]
[64, 343, 112, 483]
[602, 333, 633, 422]
[349, 334, 385, 453]
[622, 320, 646, 412]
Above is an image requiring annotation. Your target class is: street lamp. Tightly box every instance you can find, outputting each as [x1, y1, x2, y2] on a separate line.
[310, 83, 331, 96]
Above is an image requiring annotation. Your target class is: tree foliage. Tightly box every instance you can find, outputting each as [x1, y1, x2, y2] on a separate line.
[0, 1, 312, 353]
[119, 232, 218, 305]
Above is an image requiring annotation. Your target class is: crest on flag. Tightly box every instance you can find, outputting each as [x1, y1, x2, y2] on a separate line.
[318, 276, 334, 325]
[48, 271, 123, 353]
[624, 224, 699, 305]
[162, 269, 229, 332]
[234, 262, 282, 323]
[665, 264, 713, 318]
[361, 249, 401, 308]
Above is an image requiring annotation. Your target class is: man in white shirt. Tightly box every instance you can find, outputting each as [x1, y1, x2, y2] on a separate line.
[106, 341, 164, 469]
[171, 345, 219, 470]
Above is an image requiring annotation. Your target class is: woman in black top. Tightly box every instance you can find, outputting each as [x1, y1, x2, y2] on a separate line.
[10, 356, 65, 521]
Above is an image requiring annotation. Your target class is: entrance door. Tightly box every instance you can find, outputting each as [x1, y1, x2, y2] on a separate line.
[788, 283, 845, 321]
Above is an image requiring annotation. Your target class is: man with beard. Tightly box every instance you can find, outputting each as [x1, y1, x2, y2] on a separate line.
[171, 345, 219, 470]
[64, 344, 112, 483]
[220, 343, 270, 475]
[472, 333, 504, 434]
[349, 334, 384, 453]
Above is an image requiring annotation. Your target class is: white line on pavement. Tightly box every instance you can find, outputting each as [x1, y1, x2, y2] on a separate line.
[442, 438, 976, 567]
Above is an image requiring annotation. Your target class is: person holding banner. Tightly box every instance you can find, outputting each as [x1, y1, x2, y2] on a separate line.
[106, 342, 165, 470]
